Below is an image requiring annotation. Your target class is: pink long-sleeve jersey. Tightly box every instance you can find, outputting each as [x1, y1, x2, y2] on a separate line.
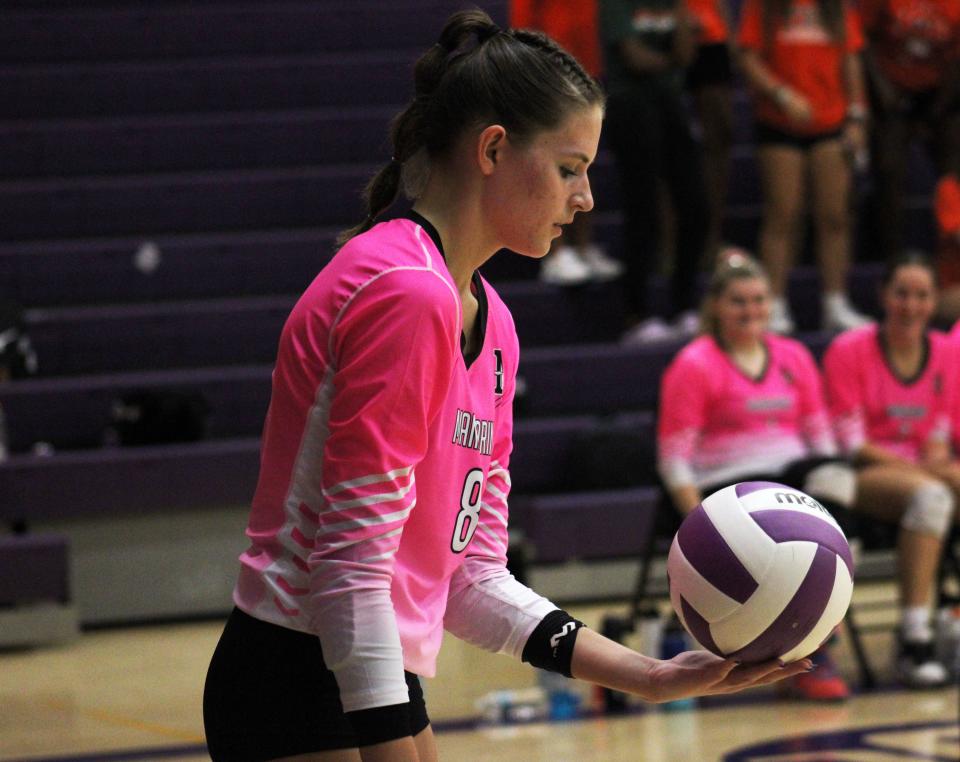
[233, 214, 554, 712]
[822, 324, 957, 462]
[657, 334, 837, 490]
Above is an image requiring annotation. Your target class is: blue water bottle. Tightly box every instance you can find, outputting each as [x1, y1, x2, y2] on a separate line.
[660, 615, 696, 711]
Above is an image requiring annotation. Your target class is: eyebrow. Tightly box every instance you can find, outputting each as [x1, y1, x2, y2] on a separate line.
[562, 152, 593, 165]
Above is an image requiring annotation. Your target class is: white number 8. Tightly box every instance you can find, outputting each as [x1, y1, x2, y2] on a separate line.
[451, 468, 484, 553]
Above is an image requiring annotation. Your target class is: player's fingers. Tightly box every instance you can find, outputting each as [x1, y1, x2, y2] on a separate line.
[750, 659, 812, 686]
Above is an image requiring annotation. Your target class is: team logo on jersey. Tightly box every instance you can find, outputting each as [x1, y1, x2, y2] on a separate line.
[493, 348, 504, 395]
[452, 409, 494, 455]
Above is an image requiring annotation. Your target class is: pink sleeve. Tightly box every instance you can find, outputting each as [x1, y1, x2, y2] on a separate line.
[445, 329, 557, 656]
[657, 350, 709, 490]
[791, 343, 838, 456]
[310, 269, 461, 712]
[822, 336, 866, 455]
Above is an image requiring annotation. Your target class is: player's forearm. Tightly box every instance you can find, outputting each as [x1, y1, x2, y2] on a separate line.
[569, 627, 661, 701]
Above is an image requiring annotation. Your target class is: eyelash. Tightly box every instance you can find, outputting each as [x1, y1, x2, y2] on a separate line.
[560, 167, 578, 179]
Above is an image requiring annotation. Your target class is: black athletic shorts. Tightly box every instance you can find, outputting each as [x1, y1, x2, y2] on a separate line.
[755, 122, 844, 150]
[203, 607, 430, 761]
[686, 43, 733, 90]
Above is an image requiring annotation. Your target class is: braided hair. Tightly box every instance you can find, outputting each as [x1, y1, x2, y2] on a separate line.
[336, 9, 605, 248]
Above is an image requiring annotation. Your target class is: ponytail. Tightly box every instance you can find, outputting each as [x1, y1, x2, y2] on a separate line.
[335, 8, 604, 249]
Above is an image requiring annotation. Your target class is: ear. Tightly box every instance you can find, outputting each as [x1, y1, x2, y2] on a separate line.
[477, 124, 507, 176]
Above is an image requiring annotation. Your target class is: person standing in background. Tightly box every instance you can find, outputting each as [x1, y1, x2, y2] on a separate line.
[511, 0, 626, 286]
[601, 0, 711, 343]
[685, 0, 736, 261]
[861, 0, 960, 263]
[738, 0, 872, 334]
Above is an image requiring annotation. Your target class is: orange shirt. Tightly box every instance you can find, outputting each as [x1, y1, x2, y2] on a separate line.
[685, 0, 729, 45]
[509, 0, 603, 77]
[935, 174, 960, 287]
[861, 0, 960, 93]
[739, 0, 864, 135]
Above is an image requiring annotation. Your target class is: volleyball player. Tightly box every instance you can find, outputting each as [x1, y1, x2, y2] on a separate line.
[823, 253, 955, 687]
[657, 251, 857, 700]
[202, 11, 812, 762]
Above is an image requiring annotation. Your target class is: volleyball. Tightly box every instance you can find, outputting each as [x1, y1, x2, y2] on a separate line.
[666, 481, 854, 664]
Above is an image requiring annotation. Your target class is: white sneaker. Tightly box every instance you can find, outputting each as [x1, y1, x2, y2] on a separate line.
[897, 637, 949, 688]
[673, 310, 700, 336]
[621, 317, 678, 345]
[823, 295, 872, 332]
[769, 298, 795, 334]
[580, 245, 624, 281]
[540, 246, 592, 286]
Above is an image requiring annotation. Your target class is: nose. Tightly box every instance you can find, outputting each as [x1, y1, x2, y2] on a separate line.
[573, 176, 594, 213]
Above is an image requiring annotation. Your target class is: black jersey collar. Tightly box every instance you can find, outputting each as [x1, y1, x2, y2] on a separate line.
[404, 210, 488, 368]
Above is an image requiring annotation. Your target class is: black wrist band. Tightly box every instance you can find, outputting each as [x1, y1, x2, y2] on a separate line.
[521, 609, 585, 677]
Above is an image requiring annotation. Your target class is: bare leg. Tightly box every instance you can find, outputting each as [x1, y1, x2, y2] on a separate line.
[855, 464, 946, 608]
[808, 138, 852, 295]
[693, 83, 734, 260]
[757, 144, 806, 299]
[414, 724, 439, 762]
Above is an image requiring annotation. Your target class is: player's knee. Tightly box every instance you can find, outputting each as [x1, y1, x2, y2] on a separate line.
[803, 462, 857, 509]
[901, 481, 954, 537]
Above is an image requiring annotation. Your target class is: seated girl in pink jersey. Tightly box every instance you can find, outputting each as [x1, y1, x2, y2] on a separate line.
[202, 11, 811, 762]
[823, 252, 957, 688]
[658, 252, 858, 701]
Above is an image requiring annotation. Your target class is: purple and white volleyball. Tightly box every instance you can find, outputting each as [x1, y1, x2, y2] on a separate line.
[666, 481, 854, 664]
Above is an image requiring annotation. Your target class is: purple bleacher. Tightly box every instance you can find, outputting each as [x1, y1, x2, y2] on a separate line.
[0, 167, 372, 242]
[0, 229, 337, 307]
[0, 156, 619, 243]
[0, 107, 396, 179]
[0, 331, 842, 452]
[509, 411, 655, 495]
[0, 439, 261, 522]
[522, 487, 661, 563]
[1, 365, 272, 451]
[0, 533, 70, 605]
[0, 52, 423, 120]
[0, 2, 502, 64]
[18, 280, 627, 376]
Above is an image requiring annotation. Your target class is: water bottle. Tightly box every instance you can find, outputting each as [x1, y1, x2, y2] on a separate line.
[935, 603, 960, 679]
[660, 615, 696, 711]
[475, 687, 548, 725]
[538, 670, 580, 721]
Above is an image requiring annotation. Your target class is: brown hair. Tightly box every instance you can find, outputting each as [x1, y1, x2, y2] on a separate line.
[881, 250, 938, 288]
[761, 0, 845, 47]
[699, 251, 770, 338]
[335, 9, 605, 248]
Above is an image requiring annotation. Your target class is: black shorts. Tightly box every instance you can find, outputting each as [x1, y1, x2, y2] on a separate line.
[755, 122, 844, 150]
[686, 43, 733, 90]
[203, 607, 430, 761]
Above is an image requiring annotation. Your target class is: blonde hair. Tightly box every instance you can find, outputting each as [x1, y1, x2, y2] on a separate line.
[699, 250, 770, 338]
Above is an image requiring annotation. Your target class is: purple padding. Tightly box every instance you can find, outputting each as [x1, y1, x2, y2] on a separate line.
[751, 510, 854, 577]
[681, 596, 722, 656]
[677, 507, 758, 604]
[735, 481, 789, 497]
[728, 545, 837, 664]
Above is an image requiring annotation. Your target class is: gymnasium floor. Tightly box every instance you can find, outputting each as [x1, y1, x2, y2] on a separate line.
[2, 590, 957, 762]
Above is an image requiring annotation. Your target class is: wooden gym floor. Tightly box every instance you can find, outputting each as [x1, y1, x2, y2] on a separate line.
[2, 583, 957, 762]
